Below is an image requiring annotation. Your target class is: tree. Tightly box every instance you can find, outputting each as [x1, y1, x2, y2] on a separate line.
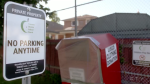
[0, 0, 60, 47]
[49, 11, 60, 23]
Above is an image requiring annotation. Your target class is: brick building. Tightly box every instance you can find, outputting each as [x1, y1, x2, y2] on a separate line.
[46, 15, 97, 39]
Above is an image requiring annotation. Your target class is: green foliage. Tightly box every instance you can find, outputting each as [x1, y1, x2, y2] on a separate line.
[32, 70, 61, 84]
[49, 11, 60, 23]
[0, 55, 3, 65]
[0, 55, 22, 84]
[0, 62, 61, 84]
[0, 0, 60, 47]
[0, 63, 22, 84]
[0, 1, 61, 83]
[46, 36, 51, 39]
[0, 55, 61, 84]
[120, 57, 124, 65]
[119, 44, 124, 64]
[119, 44, 122, 56]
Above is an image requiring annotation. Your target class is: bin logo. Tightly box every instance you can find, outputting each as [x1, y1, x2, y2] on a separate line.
[139, 46, 146, 51]
[21, 18, 35, 33]
[139, 55, 145, 61]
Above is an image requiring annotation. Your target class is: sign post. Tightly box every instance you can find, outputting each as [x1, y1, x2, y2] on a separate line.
[22, 77, 31, 84]
[133, 41, 150, 67]
[3, 1, 46, 82]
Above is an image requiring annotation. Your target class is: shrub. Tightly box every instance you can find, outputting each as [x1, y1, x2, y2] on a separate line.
[119, 44, 124, 64]
[32, 70, 61, 84]
[46, 36, 51, 40]
[0, 55, 2, 65]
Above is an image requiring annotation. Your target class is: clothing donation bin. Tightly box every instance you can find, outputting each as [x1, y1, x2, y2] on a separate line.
[56, 33, 121, 84]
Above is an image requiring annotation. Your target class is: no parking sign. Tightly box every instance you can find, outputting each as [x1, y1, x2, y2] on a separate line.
[133, 41, 150, 67]
[3, 1, 46, 81]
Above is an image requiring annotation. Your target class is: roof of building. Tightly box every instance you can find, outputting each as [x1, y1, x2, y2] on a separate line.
[78, 13, 150, 38]
[64, 27, 82, 31]
[46, 21, 64, 33]
[62, 14, 98, 21]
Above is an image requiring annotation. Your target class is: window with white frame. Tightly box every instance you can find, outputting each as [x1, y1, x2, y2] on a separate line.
[71, 21, 78, 26]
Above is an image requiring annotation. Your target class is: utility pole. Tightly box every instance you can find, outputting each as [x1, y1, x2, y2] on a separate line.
[49, 0, 102, 37]
[75, 0, 77, 37]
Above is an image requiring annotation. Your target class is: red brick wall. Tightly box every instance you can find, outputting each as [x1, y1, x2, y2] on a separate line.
[64, 20, 86, 29]
[51, 34, 55, 39]
[64, 21, 72, 29]
[65, 33, 74, 38]
[58, 35, 64, 39]
[78, 20, 86, 29]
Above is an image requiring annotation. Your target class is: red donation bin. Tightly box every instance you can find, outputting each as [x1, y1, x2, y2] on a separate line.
[56, 33, 121, 84]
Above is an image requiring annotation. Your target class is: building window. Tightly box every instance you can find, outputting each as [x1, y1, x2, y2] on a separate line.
[71, 21, 78, 26]
[86, 19, 91, 24]
[79, 20, 84, 26]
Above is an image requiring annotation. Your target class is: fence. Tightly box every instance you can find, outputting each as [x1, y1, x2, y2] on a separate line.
[47, 38, 150, 83]
[77, 13, 150, 84]
[0, 40, 60, 74]
[118, 39, 150, 84]
[46, 39, 61, 74]
[1, 36, 149, 83]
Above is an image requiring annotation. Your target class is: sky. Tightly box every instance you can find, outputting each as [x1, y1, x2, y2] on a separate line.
[40, 0, 150, 25]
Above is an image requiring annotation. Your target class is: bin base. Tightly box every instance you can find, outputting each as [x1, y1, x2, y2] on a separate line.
[62, 82, 71, 84]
